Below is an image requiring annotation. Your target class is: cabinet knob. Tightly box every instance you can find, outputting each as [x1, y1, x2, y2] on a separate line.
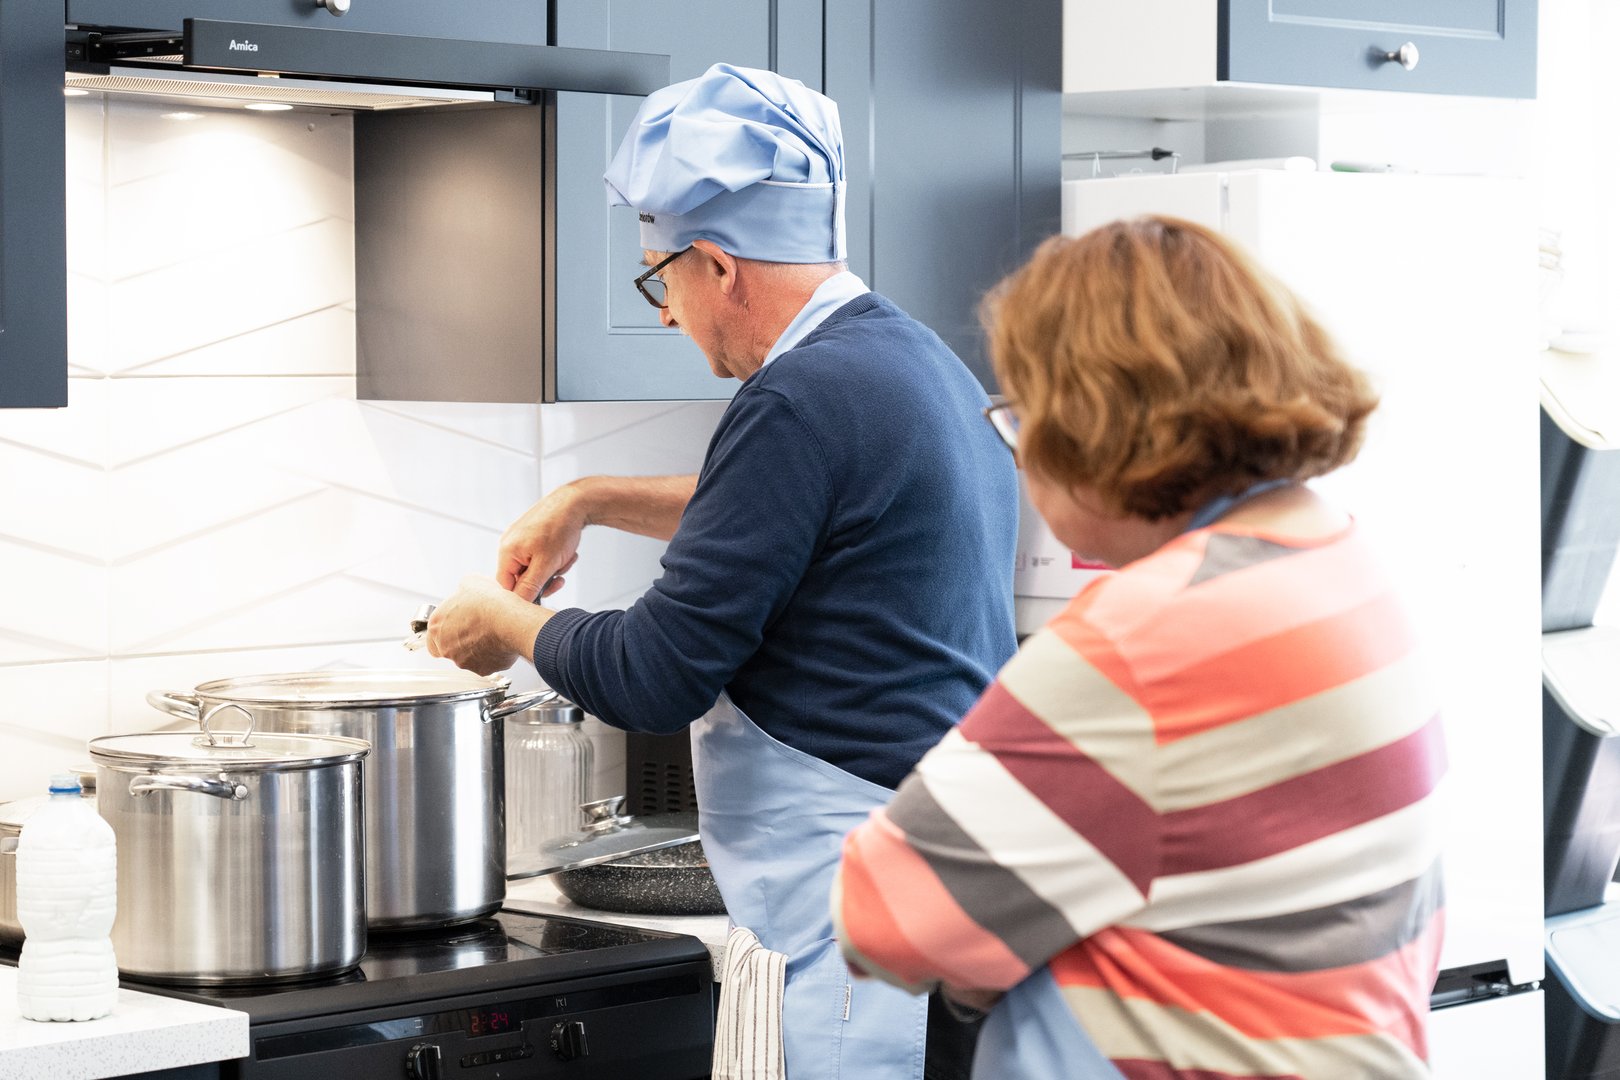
[1378, 42, 1420, 71]
[317, 0, 351, 14]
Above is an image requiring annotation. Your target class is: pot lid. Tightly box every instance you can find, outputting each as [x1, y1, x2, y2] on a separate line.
[88, 730, 369, 771]
[192, 669, 510, 708]
[0, 795, 50, 831]
[506, 798, 699, 879]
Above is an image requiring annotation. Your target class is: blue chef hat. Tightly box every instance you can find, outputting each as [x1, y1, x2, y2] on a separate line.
[604, 63, 846, 264]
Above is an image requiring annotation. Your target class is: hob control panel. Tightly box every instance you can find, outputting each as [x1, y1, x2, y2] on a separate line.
[239, 963, 712, 1079]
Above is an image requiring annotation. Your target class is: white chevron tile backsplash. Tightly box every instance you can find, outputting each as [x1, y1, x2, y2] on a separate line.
[0, 660, 112, 800]
[0, 95, 725, 802]
[132, 306, 355, 378]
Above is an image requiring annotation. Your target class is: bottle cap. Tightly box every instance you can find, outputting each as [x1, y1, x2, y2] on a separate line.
[47, 773, 82, 795]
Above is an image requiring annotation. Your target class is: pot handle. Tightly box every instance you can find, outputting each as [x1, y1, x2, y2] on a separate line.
[146, 689, 202, 723]
[488, 687, 560, 721]
[130, 773, 249, 801]
[198, 702, 256, 747]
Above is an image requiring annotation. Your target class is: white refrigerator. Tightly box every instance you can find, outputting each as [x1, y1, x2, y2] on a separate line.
[1026, 170, 1546, 1077]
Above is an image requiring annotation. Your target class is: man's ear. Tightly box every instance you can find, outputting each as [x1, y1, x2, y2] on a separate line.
[691, 239, 739, 295]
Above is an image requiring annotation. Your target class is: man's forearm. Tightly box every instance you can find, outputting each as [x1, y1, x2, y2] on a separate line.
[573, 474, 698, 541]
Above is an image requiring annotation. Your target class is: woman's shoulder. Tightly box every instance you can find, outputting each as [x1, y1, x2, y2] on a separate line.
[1047, 495, 1371, 645]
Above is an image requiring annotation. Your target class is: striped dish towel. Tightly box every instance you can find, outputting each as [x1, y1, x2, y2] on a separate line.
[712, 926, 787, 1079]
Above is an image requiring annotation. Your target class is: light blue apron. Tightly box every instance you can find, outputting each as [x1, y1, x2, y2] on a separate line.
[974, 969, 1124, 1079]
[691, 693, 929, 1080]
[971, 479, 1296, 1079]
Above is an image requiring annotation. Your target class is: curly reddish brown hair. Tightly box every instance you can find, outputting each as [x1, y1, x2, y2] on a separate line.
[982, 215, 1379, 521]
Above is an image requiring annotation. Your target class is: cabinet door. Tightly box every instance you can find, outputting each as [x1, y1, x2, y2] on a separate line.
[826, 0, 1061, 391]
[549, 0, 818, 402]
[1220, 0, 1536, 99]
[0, 0, 68, 408]
[66, 0, 548, 43]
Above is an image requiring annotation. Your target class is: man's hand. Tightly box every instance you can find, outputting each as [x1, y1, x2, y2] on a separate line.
[498, 485, 589, 602]
[427, 575, 552, 676]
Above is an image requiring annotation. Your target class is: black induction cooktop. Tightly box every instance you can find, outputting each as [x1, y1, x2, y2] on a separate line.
[3, 909, 711, 1026]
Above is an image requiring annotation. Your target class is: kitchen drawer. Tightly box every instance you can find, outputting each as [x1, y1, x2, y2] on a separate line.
[1065, 0, 1536, 100]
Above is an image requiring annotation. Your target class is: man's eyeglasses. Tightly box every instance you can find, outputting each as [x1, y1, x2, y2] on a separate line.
[983, 402, 1020, 452]
[634, 247, 690, 309]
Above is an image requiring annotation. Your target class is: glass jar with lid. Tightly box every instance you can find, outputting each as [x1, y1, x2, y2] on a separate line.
[504, 694, 594, 861]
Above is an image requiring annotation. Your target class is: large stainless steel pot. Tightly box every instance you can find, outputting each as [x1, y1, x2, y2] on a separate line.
[148, 671, 554, 931]
[90, 707, 369, 985]
[0, 800, 31, 946]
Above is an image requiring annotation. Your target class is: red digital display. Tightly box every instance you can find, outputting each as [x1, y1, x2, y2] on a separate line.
[467, 1008, 514, 1036]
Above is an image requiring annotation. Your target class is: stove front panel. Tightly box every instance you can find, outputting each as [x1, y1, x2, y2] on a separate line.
[236, 959, 713, 1080]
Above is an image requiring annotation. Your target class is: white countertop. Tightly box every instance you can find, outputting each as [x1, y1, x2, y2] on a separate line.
[0, 968, 247, 1080]
[504, 876, 731, 980]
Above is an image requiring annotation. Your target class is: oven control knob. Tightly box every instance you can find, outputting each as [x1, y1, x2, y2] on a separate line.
[405, 1042, 444, 1080]
[549, 1019, 590, 1061]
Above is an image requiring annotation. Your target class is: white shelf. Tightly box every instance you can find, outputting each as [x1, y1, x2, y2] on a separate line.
[1063, 82, 1523, 122]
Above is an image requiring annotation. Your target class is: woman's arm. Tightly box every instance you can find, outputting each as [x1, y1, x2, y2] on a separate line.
[832, 626, 1160, 994]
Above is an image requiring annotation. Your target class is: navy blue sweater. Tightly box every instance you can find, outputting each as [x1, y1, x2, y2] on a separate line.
[534, 293, 1017, 790]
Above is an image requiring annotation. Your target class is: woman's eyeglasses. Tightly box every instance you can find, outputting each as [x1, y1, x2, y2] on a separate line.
[982, 402, 1019, 452]
[633, 247, 691, 309]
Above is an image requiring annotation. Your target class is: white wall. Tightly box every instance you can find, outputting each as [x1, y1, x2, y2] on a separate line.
[0, 96, 723, 803]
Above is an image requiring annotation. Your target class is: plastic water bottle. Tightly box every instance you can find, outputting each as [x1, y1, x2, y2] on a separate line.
[15, 774, 118, 1022]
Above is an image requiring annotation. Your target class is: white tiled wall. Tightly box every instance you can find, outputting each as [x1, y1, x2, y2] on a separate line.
[0, 96, 726, 803]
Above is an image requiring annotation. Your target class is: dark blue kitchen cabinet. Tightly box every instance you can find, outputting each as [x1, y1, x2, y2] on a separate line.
[0, 0, 68, 408]
[1220, 0, 1537, 99]
[66, 0, 548, 44]
[825, 0, 1060, 392]
[1068, 0, 1535, 101]
[549, 0, 807, 402]
[550, 0, 1061, 400]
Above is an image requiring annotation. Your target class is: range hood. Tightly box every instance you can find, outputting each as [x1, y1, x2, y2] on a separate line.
[66, 18, 669, 111]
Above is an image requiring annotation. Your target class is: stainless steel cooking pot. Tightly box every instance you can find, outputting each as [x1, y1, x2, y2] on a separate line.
[0, 799, 33, 946]
[148, 671, 555, 931]
[90, 706, 370, 985]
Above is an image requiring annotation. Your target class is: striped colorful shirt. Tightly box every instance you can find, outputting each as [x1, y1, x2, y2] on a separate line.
[833, 518, 1446, 1079]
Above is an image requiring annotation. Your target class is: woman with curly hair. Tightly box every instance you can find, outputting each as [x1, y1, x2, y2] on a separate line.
[833, 215, 1446, 1079]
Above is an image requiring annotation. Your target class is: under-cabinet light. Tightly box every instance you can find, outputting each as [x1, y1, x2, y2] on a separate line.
[65, 67, 497, 112]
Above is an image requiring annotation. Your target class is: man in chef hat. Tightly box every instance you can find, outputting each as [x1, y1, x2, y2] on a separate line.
[429, 63, 1016, 1080]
